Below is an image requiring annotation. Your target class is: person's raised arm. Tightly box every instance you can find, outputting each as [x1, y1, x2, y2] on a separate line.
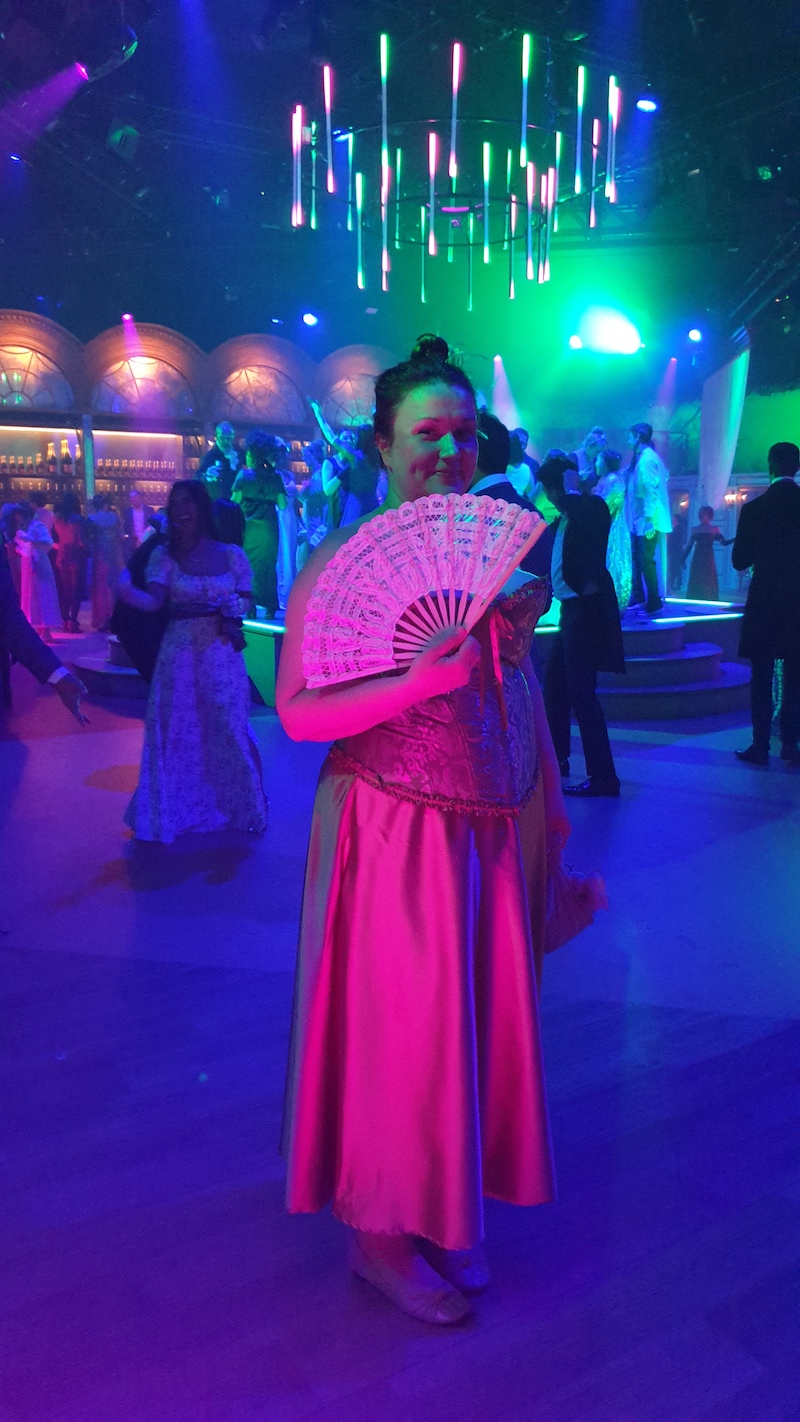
[276, 542, 481, 743]
[309, 398, 337, 446]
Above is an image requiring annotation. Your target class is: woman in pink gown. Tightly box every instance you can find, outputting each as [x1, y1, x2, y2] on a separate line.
[276, 336, 570, 1325]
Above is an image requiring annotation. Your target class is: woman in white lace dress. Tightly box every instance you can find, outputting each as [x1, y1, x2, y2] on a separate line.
[117, 481, 267, 844]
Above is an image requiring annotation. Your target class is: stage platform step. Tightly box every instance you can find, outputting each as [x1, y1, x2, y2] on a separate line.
[619, 621, 686, 657]
[600, 641, 724, 690]
[599, 661, 751, 720]
[70, 654, 148, 700]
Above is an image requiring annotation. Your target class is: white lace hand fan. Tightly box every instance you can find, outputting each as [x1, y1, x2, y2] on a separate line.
[302, 492, 545, 688]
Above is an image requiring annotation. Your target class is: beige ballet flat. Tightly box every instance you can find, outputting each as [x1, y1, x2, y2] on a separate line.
[416, 1239, 491, 1294]
[350, 1239, 472, 1326]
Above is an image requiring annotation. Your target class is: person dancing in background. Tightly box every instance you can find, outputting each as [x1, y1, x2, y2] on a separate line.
[296, 440, 331, 569]
[53, 493, 87, 634]
[278, 335, 568, 1326]
[87, 494, 124, 631]
[16, 502, 61, 642]
[310, 400, 382, 526]
[682, 505, 733, 601]
[626, 422, 672, 615]
[584, 448, 632, 613]
[196, 420, 241, 501]
[117, 481, 266, 843]
[231, 429, 286, 618]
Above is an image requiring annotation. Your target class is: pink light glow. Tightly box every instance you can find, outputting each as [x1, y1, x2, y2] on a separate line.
[76, 64, 89, 81]
[323, 66, 335, 195]
[491, 355, 521, 430]
[122, 313, 133, 322]
[0, 65, 88, 161]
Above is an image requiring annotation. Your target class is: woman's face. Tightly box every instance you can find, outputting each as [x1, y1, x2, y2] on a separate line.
[170, 487, 201, 542]
[377, 381, 478, 505]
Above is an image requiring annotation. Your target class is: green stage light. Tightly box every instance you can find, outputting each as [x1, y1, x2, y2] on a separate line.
[577, 306, 642, 354]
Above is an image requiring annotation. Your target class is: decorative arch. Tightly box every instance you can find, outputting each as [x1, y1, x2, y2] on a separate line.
[211, 365, 307, 425]
[85, 324, 203, 420]
[90, 356, 197, 418]
[0, 346, 75, 410]
[206, 334, 317, 428]
[317, 345, 397, 429]
[0, 310, 84, 408]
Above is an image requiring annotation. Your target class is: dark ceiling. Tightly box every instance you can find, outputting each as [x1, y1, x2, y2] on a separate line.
[0, 0, 799, 387]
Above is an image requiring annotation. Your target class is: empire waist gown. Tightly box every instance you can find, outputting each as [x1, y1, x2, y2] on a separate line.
[283, 579, 555, 1250]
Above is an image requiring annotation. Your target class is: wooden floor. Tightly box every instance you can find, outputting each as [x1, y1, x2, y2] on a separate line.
[1, 652, 799, 1422]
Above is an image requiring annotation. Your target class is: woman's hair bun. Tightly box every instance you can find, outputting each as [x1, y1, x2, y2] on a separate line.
[410, 333, 450, 365]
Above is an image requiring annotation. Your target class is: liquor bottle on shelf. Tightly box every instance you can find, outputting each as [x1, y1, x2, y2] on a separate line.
[36, 453, 45, 478]
[60, 441, 73, 481]
[75, 440, 83, 480]
[8, 456, 17, 482]
[46, 442, 58, 481]
[0, 457, 7, 491]
[26, 455, 35, 478]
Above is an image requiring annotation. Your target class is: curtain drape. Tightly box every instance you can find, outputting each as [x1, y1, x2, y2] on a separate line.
[698, 347, 750, 511]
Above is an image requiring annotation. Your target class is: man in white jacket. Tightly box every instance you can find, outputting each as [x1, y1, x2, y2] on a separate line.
[626, 422, 672, 614]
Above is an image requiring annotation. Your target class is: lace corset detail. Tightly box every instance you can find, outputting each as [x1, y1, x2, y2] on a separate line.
[332, 578, 549, 816]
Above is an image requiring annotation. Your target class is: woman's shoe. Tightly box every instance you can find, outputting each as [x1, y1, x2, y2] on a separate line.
[416, 1239, 491, 1295]
[350, 1238, 472, 1325]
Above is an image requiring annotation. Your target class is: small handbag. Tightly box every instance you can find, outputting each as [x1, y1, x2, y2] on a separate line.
[545, 860, 609, 955]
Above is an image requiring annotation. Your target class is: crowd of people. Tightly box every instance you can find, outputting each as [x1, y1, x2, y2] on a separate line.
[1, 333, 799, 1333]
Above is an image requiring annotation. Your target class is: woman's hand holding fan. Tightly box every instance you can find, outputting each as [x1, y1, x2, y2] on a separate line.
[403, 625, 481, 699]
[302, 493, 545, 690]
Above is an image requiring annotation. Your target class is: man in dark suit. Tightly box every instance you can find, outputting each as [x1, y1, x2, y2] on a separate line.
[195, 421, 241, 501]
[122, 488, 156, 561]
[470, 412, 555, 578]
[732, 441, 800, 767]
[539, 456, 625, 797]
[1, 535, 87, 721]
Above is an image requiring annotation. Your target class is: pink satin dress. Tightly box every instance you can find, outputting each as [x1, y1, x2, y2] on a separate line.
[283, 579, 555, 1250]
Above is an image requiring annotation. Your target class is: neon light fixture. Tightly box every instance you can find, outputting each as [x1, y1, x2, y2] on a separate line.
[355, 171, 365, 289]
[468, 210, 475, 312]
[605, 76, 619, 202]
[394, 147, 402, 249]
[420, 205, 427, 303]
[553, 130, 562, 232]
[323, 66, 334, 193]
[482, 142, 491, 264]
[428, 130, 438, 256]
[504, 147, 512, 249]
[590, 117, 601, 228]
[636, 97, 658, 113]
[347, 131, 354, 231]
[449, 43, 462, 180]
[688, 328, 703, 342]
[574, 65, 585, 195]
[509, 193, 517, 299]
[310, 120, 318, 229]
[520, 34, 531, 168]
[291, 104, 304, 227]
[526, 161, 535, 280]
[302, 312, 319, 326]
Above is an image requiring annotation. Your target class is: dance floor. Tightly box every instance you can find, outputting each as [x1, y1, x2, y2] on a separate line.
[1, 650, 799, 1422]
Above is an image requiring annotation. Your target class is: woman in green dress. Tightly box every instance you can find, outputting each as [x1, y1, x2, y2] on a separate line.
[231, 429, 286, 617]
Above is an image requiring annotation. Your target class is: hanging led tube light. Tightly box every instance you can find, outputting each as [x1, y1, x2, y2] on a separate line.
[323, 65, 334, 194]
[482, 141, 491, 263]
[553, 130, 562, 232]
[420, 205, 427, 303]
[574, 65, 585, 195]
[538, 171, 547, 282]
[503, 147, 512, 248]
[381, 149, 391, 291]
[310, 120, 318, 229]
[291, 104, 304, 227]
[355, 171, 365, 288]
[449, 42, 462, 180]
[520, 33, 531, 167]
[468, 210, 474, 312]
[394, 147, 402, 249]
[590, 117, 601, 228]
[526, 161, 535, 280]
[544, 165, 555, 281]
[509, 192, 517, 299]
[347, 131, 354, 231]
[428, 130, 438, 256]
[605, 76, 619, 201]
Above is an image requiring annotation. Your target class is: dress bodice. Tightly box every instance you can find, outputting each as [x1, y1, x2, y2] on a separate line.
[333, 577, 549, 816]
[147, 543, 251, 611]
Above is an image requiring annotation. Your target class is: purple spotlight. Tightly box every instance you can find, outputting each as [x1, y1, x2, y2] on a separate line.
[76, 63, 90, 82]
[122, 312, 133, 323]
[9, 154, 21, 163]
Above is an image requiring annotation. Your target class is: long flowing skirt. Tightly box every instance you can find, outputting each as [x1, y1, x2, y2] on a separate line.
[124, 619, 267, 844]
[20, 549, 60, 629]
[606, 509, 633, 612]
[283, 759, 555, 1250]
